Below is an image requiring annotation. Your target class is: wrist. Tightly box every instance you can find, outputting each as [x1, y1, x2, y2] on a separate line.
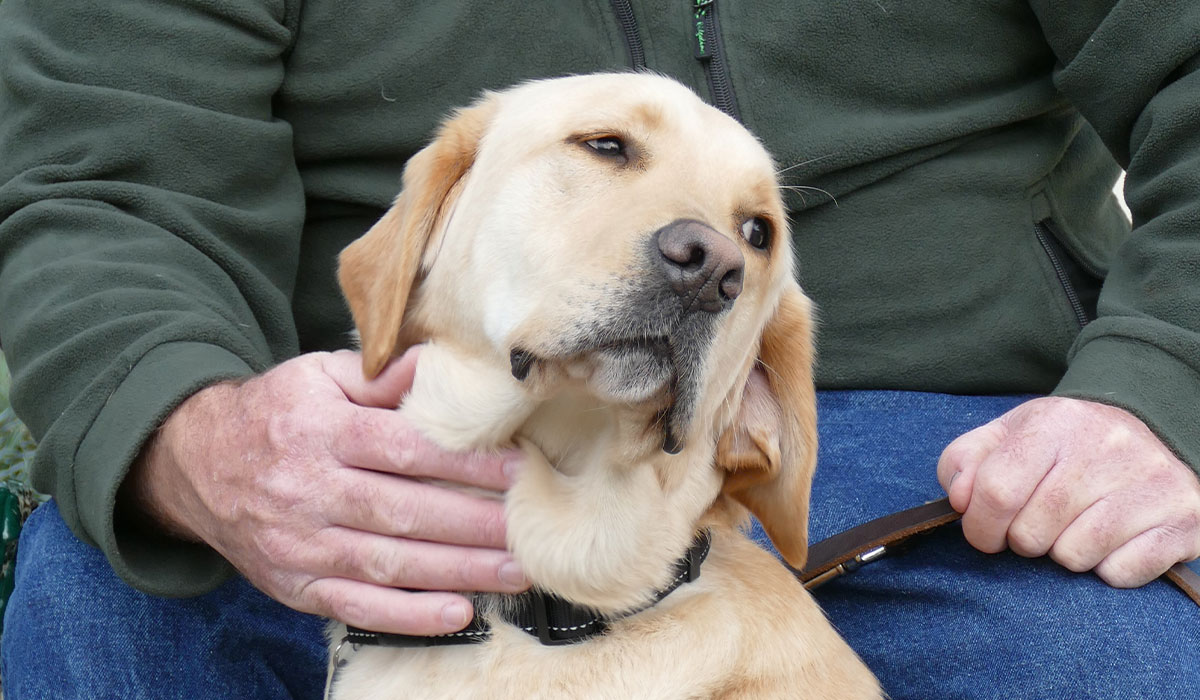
[118, 380, 241, 542]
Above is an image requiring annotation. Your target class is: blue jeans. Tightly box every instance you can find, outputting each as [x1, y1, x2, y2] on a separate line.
[3, 392, 1198, 698]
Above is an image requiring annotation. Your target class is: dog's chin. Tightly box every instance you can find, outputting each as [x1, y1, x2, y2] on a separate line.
[585, 345, 674, 404]
[575, 342, 697, 455]
[514, 329, 707, 453]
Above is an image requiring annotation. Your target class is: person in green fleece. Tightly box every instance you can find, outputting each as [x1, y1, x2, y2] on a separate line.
[1, 0, 1198, 698]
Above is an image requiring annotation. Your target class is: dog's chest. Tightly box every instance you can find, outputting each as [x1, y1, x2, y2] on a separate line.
[329, 597, 736, 700]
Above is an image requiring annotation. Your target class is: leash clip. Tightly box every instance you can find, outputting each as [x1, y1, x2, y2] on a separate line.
[803, 545, 888, 591]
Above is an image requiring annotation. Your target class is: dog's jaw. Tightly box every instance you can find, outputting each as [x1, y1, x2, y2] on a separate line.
[399, 342, 538, 452]
[399, 341, 727, 613]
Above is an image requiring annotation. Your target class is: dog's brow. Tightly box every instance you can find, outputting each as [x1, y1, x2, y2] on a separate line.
[630, 101, 665, 131]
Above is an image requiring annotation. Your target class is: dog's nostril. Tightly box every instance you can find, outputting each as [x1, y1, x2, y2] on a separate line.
[719, 268, 743, 301]
[654, 219, 746, 313]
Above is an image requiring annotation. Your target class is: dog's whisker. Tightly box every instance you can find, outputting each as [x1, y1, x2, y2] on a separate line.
[777, 184, 839, 208]
[774, 154, 833, 176]
[757, 357, 784, 386]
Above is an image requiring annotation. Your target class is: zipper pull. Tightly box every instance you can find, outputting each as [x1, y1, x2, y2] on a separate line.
[693, 0, 715, 59]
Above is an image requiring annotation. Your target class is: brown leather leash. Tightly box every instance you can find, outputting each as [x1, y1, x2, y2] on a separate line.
[794, 497, 1200, 607]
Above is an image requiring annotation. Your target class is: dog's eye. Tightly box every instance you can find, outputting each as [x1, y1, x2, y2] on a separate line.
[740, 217, 772, 250]
[585, 136, 626, 159]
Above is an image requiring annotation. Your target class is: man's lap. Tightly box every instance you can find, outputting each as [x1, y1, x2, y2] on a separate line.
[3, 391, 1197, 699]
[1, 500, 328, 699]
[798, 391, 1200, 699]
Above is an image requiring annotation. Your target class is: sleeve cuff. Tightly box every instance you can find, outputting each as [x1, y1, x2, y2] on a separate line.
[1053, 335, 1200, 475]
[73, 341, 252, 597]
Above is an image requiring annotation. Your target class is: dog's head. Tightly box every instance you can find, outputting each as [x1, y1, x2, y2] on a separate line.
[339, 73, 817, 569]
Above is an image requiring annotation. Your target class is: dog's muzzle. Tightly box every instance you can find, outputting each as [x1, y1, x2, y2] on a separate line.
[508, 220, 745, 455]
[653, 219, 744, 314]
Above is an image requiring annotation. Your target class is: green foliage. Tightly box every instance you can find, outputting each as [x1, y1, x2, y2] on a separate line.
[0, 353, 38, 486]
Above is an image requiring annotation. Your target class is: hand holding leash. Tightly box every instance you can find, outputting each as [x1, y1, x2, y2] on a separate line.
[938, 396, 1200, 588]
[123, 346, 529, 635]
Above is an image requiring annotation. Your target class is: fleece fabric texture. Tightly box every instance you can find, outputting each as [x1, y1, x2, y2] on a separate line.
[0, 0, 1198, 597]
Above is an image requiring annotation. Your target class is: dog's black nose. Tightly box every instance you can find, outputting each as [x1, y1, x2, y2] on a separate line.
[654, 220, 745, 313]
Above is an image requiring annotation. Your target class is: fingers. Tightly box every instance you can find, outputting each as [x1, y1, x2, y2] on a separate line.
[327, 468, 510, 549]
[323, 346, 421, 408]
[939, 414, 1058, 554]
[319, 347, 522, 491]
[1004, 460, 1101, 558]
[937, 420, 1007, 512]
[326, 407, 521, 491]
[1051, 489, 1200, 586]
[938, 397, 1200, 590]
[289, 528, 529, 635]
[1046, 497, 1147, 575]
[1095, 524, 1200, 589]
[298, 578, 477, 636]
[316, 528, 528, 593]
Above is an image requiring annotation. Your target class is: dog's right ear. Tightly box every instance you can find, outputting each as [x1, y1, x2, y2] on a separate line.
[716, 286, 818, 569]
[338, 96, 498, 378]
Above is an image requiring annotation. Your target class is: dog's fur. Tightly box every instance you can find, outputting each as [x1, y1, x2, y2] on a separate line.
[332, 73, 880, 699]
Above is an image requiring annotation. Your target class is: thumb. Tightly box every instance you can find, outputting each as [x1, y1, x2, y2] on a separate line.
[325, 345, 423, 408]
[937, 419, 1008, 512]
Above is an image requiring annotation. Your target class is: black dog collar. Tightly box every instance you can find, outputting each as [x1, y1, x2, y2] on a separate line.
[344, 529, 712, 648]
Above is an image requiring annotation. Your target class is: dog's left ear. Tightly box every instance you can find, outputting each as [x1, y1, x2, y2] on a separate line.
[338, 95, 498, 378]
[716, 285, 817, 569]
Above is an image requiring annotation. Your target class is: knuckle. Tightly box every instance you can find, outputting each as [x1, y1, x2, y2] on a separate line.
[1151, 518, 1196, 555]
[973, 477, 1026, 516]
[1006, 524, 1048, 557]
[342, 475, 428, 539]
[386, 484, 429, 537]
[475, 503, 508, 546]
[1050, 543, 1093, 573]
[364, 546, 413, 586]
[385, 441, 420, 474]
[264, 410, 307, 453]
[453, 549, 503, 590]
[375, 424, 421, 474]
[257, 467, 308, 513]
[454, 555, 480, 589]
[1097, 558, 1151, 589]
[1098, 425, 1136, 455]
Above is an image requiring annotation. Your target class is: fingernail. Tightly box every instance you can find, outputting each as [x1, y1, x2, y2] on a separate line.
[441, 602, 470, 628]
[949, 471, 960, 489]
[498, 560, 528, 588]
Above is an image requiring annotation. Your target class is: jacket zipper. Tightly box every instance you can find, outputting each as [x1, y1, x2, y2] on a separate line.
[1033, 221, 1090, 328]
[691, 0, 741, 119]
[610, 0, 647, 69]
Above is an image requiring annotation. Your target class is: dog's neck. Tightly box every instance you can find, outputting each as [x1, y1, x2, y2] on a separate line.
[399, 341, 725, 613]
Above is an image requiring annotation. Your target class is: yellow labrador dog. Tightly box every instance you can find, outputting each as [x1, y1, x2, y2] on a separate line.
[333, 73, 880, 699]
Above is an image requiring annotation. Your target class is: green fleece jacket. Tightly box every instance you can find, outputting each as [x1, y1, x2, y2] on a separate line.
[1, 0, 1198, 597]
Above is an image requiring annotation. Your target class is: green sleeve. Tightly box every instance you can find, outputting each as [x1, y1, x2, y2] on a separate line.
[1031, 0, 1200, 472]
[0, 0, 304, 596]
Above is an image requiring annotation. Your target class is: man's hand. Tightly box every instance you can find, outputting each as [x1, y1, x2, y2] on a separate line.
[124, 347, 529, 635]
[937, 396, 1200, 587]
